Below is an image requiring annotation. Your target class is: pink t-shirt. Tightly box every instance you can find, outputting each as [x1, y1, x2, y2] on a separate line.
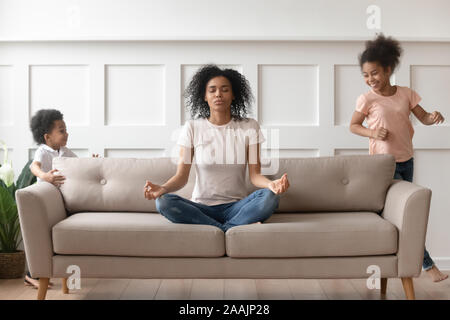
[355, 86, 421, 162]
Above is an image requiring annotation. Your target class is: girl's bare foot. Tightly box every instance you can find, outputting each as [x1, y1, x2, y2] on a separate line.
[426, 265, 449, 282]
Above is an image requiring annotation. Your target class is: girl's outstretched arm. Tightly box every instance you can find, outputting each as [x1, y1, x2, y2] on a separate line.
[412, 104, 445, 125]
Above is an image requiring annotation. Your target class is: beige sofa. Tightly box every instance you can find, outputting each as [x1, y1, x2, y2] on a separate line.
[16, 154, 431, 300]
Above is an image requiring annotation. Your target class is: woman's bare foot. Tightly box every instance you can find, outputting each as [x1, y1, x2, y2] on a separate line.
[426, 265, 449, 282]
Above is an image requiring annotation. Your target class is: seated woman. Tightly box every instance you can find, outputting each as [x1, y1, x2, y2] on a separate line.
[144, 64, 289, 232]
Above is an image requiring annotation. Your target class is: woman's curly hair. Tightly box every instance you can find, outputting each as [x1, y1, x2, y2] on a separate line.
[30, 109, 63, 144]
[359, 33, 403, 73]
[184, 64, 253, 121]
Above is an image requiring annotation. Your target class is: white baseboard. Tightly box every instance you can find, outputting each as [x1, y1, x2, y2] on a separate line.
[434, 257, 450, 271]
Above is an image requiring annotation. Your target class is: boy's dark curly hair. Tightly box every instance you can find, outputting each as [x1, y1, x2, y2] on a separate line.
[184, 64, 253, 121]
[30, 109, 64, 144]
[359, 33, 403, 73]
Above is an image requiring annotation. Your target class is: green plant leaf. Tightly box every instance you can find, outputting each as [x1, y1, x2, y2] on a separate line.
[0, 149, 35, 252]
[0, 185, 20, 252]
[16, 159, 36, 190]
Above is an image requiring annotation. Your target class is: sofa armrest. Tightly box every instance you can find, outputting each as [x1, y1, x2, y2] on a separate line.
[382, 180, 432, 277]
[16, 182, 67, 278]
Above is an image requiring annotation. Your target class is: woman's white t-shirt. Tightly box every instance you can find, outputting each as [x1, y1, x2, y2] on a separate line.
[177, 117, 265, 206]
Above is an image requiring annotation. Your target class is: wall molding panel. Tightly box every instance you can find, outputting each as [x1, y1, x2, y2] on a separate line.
[29, 64, 90, 126]
[1, 40, 450, 268]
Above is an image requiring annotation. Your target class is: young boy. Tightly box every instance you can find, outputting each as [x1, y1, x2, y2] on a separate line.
[25, 109, 77, 288]
[30, 109, 77, 186]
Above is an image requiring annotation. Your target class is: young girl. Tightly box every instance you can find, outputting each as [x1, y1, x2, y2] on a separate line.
[350, 34, 447, 282]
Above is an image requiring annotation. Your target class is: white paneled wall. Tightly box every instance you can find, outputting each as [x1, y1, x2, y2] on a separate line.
[335, 149, 369, 156]
[259, 64, 318, 126]
[2, 0, 450, 41]
[0, 65, 13, 126]
[410, 65, 450, 126]
[414, 150, 450, 260]
[29, 65, 90, 126]
[0, 40, 450, 268]
[105, 65, 165, 126]
[334, 65, 370, 126]
[104, 149, 166, 158]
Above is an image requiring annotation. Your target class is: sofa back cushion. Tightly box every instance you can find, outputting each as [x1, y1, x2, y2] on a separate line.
[263, 154, 395, 212]
[54, 157, 189, 213]
[54, 154, 394, 214]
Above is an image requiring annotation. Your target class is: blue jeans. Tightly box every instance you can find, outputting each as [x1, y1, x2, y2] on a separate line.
[394, 157, 434, 271]
[156, 188, 280, 233]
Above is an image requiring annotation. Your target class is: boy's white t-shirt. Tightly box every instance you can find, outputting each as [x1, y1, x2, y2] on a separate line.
[177, 117, 265, 206]
[31, 144, 78, 182]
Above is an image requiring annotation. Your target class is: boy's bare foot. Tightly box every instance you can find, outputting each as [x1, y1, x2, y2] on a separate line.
[426, 265, 449, 282]
[24, 275, 40, 289]
[24, 275, 53, 289]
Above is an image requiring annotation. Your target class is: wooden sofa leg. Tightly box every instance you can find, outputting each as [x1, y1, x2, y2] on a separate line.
[62, 278, 69, 294]
[37, 278, 49, 300]
[380, 278, 387, 295]
[401, 277, 415, 300]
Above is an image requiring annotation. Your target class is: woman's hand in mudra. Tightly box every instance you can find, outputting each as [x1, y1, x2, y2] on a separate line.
[144, 180, 167, 200]
[268, 173, 290, 195]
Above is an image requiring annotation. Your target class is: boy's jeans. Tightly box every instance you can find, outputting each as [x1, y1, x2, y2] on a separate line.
[394, 157, 434, 271]
[156, 188, 280, 233]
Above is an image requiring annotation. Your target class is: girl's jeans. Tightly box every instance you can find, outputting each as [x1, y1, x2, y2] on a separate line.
[394, 157, 434, 271]
[156, 188, 280, 233]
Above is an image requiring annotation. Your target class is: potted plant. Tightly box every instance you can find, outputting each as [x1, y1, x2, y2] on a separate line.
[0, 140, 36, 278]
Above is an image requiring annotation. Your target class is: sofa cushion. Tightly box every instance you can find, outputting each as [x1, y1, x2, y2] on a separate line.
[259, 155, 396, 212]
[53, 155, 395, 213]
[53, 157, 195, 214]
[54, 154, 394, 214]
[225, 212, 397, 258]
[52, 212, 225, 257]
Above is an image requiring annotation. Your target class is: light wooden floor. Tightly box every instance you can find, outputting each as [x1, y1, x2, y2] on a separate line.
[1, 271, 449, 300]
